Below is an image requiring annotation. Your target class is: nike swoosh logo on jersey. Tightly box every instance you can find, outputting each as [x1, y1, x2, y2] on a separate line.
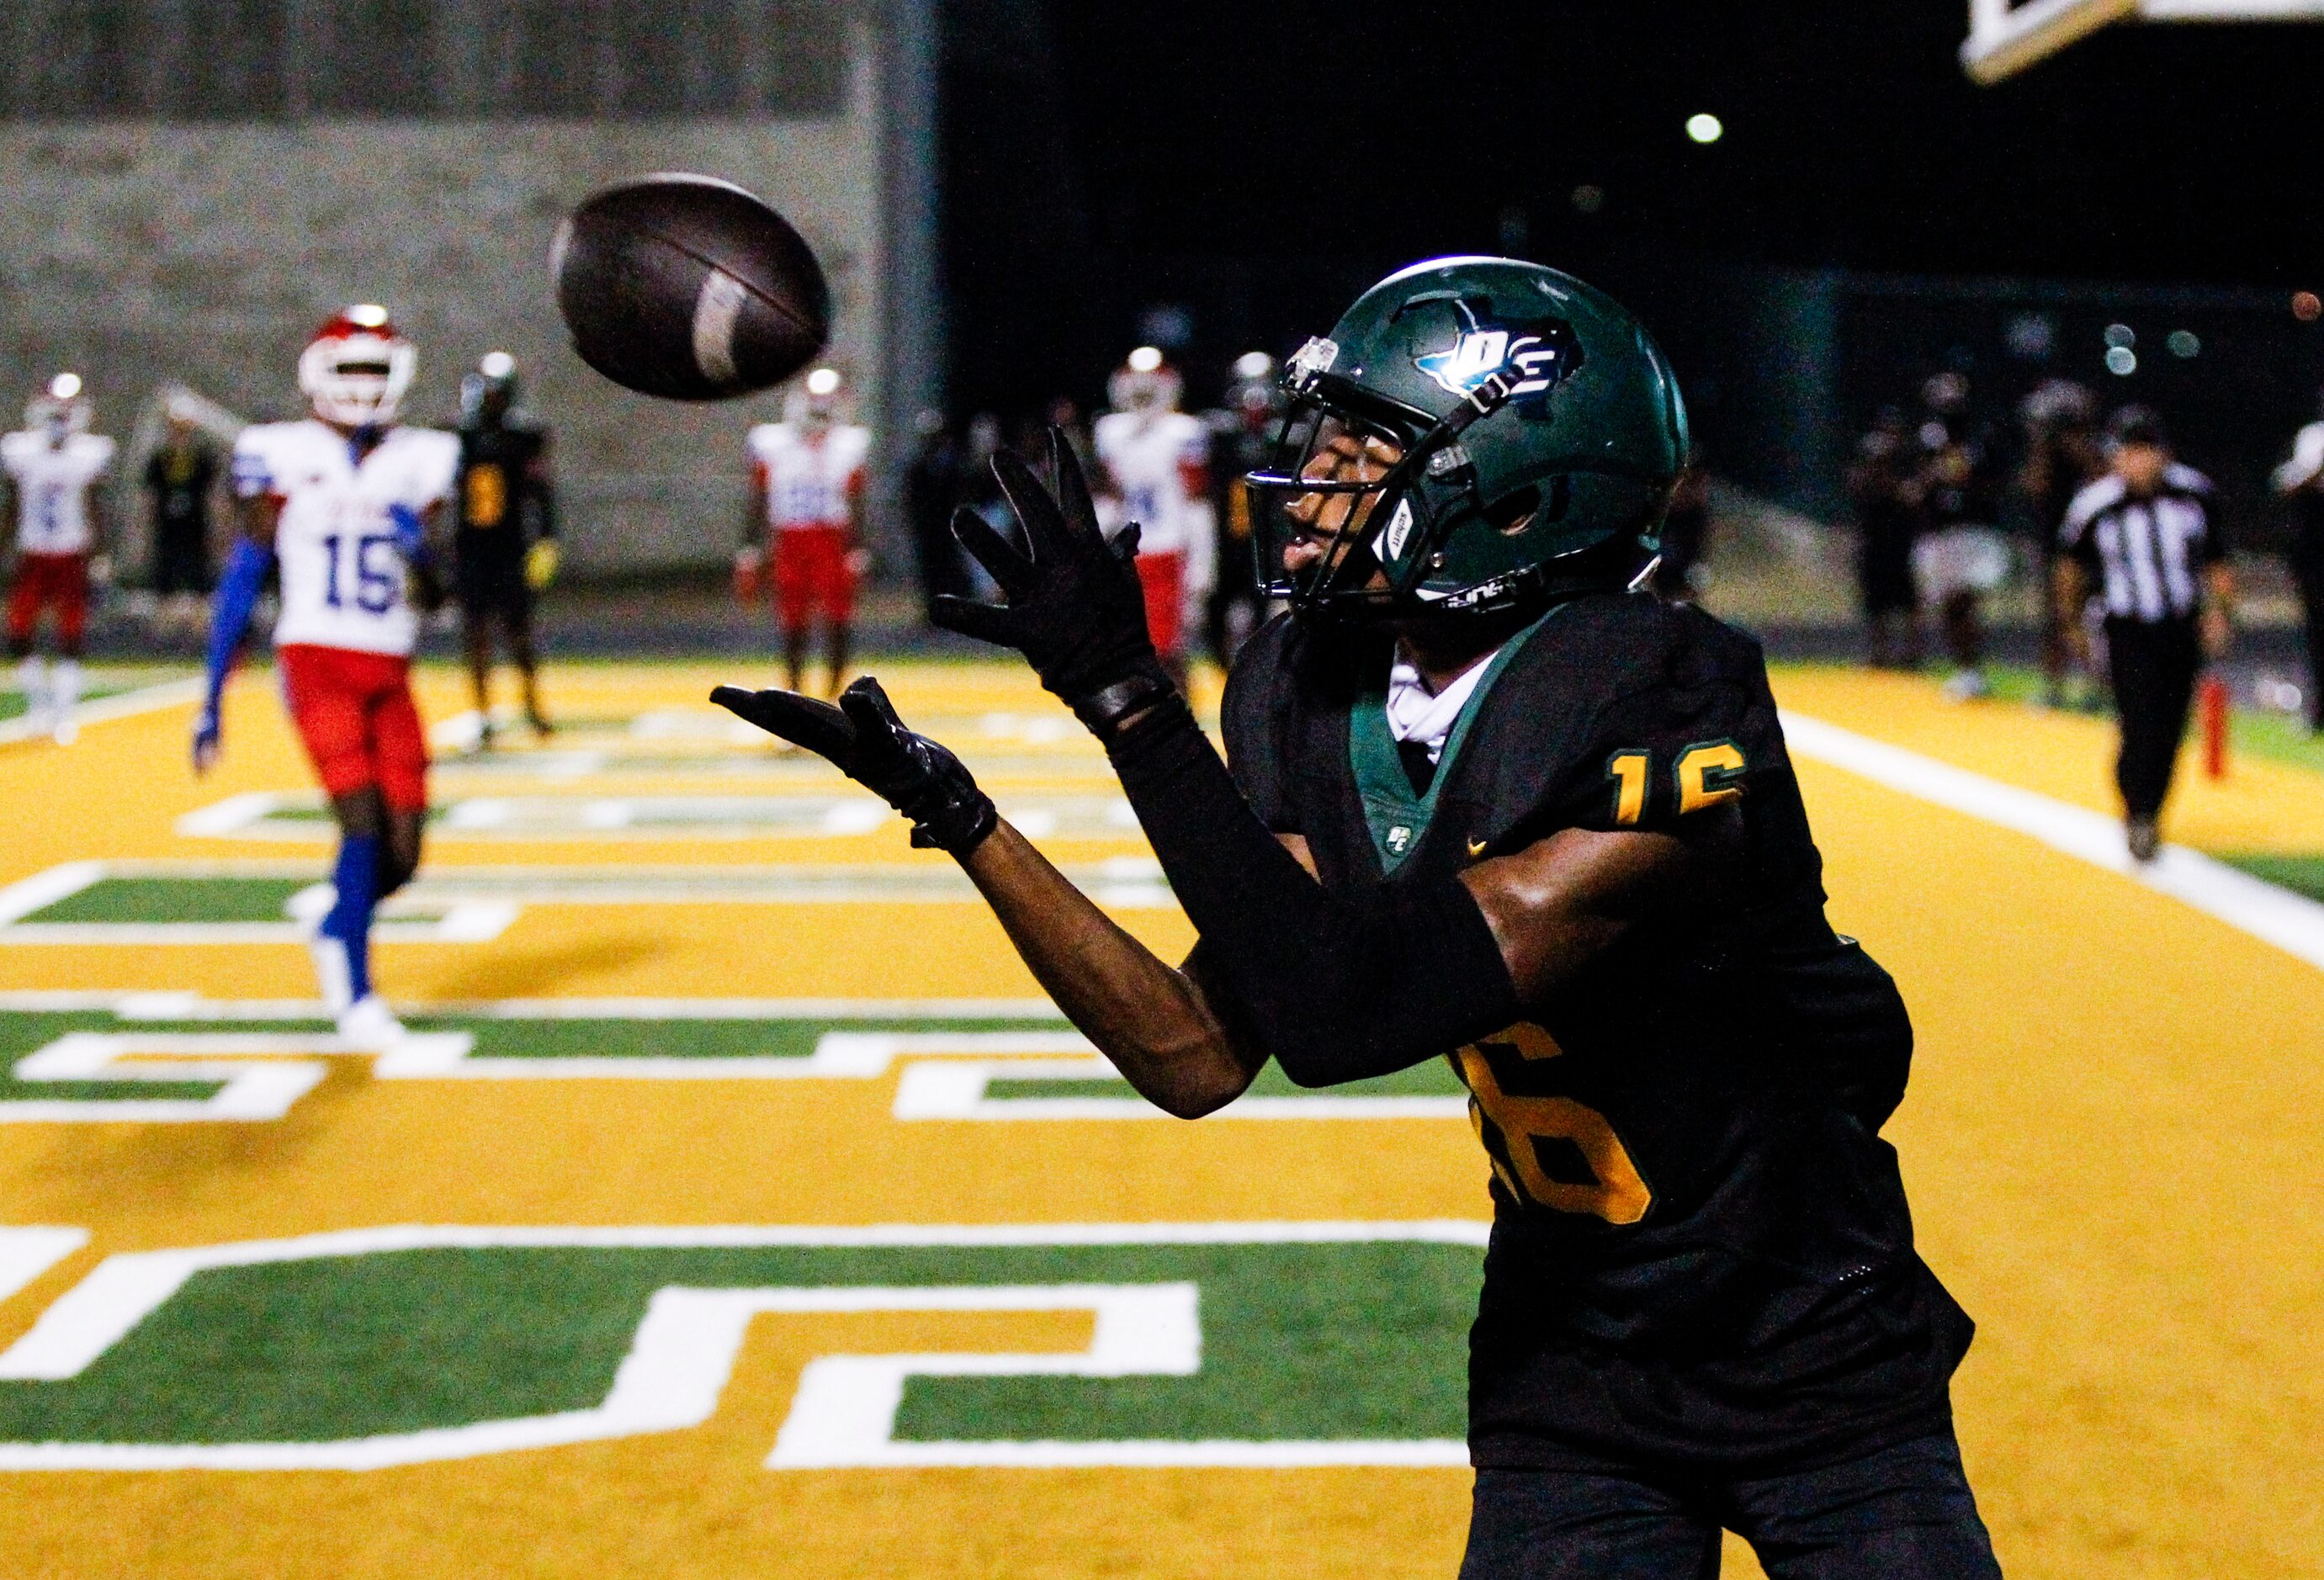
[1467, 838, 1488, 857]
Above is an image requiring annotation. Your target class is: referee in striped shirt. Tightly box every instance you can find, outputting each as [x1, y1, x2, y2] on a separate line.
[2056, 406, 2234, 863]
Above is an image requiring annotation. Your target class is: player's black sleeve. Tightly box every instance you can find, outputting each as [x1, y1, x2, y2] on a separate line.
[1531, 618, 1913, 1132]
[1519, 618, 1775, 852]
[1756, 928, 1913, 1133]
[1111, 692, 1519, 1089]
[1218, 614, 1300, 833]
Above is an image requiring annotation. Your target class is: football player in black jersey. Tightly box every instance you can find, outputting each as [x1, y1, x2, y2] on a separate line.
[453, 353, 558, 745]
[713, 258, 1999, 1578]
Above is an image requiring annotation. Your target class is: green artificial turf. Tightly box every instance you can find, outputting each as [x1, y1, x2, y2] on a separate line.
[995, 1059, 1466, 1103]
[20, 877, 315, 925]
[2217, 853, 2324, 904]
[406, 1015, 1070, 1061]
[0, 1241, 1478, 1445]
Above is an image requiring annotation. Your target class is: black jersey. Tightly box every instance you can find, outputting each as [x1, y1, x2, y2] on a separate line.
[454, 416, 552, 565]
[143, 443, 216, 536]
[1220, 594, 1972, 1473]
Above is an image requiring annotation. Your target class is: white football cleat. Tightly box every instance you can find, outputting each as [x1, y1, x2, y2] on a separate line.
[336, 994, 406, 1051]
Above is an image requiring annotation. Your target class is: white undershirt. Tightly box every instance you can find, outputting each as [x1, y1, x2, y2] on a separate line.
[1385, 645, 1500, 765]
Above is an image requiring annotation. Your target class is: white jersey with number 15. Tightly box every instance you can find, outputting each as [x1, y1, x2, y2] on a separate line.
[233, 418, 459, 658]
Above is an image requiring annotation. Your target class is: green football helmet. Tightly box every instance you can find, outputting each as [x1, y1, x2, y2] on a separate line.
[1250, 256, 1689, 617]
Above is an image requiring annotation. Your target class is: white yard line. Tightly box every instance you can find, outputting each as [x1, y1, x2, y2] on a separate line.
[0, 1228, 88, 1305]
[0, 997, 1093, 1118]
[891, 1058, 1467, 1122]
[0, 858, 1177, 921]
[0, 990, 1071, 1021]
[1780, 711, 2324, 973]
[172, 792, 283, 837]
[0, 862, 105, 925]
[0, 676, 202, 746]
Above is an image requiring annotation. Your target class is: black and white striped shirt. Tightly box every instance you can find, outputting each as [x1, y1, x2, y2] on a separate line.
[2059, 464, 2224, 623]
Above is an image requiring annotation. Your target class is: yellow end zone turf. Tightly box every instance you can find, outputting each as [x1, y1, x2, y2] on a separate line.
[0, 659, 2314, 1578]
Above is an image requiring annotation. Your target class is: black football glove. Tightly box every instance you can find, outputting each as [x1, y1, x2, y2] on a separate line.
[709, 676, 996, 856]
[930, 428, 1178, 740]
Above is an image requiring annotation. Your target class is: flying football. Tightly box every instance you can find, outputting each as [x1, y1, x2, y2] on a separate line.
[552, 173, 830, 400]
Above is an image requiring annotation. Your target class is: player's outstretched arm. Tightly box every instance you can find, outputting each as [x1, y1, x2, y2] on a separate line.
[931, 429, 1701, 1087]
[194, 495, 279, 774]
[712, 676, 1264, 1117]
[958, 820, 1263, 1116]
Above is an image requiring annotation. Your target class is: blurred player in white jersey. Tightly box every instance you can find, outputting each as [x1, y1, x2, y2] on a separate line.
[1094, 347, 1213, 687]
[740, 367, 869, 697]
[2, 374, 114, 744]
[194, 306, 459, 1047]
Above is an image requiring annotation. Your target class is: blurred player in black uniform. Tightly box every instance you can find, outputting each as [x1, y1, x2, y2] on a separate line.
[453, 353, 558, 745]
[1848, 406, 1923, 668]
[1202, 352, 1282, 665]
[714, 259, 1996, 1578]
[905, 410, 967, 619]
[2017, 380, 2104, 708]
[1907, 374, 2008, 700]
[144, 396, 220, 641]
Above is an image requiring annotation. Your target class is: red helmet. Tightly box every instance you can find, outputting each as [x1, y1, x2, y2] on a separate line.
[299, 305, 415, 426]
[784, 365, 846, 430]
[1107, 346, 1182, 416]
[24, 372, 91, 440]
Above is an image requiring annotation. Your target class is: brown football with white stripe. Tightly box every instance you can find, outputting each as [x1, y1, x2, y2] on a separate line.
[553, 174, 830, 400]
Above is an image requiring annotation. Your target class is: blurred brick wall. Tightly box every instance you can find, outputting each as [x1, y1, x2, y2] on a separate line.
[0, 109, 880, 573]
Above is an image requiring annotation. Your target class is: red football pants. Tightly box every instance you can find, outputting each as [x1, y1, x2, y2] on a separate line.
[277, 644, 429, 811]
[6, 552, 88, 655]
[1136, 550, 1186, 659]
[773, 527, 857, 629]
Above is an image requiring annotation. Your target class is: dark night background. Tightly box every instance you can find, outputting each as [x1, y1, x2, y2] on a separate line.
[941, 0, 2324, 525]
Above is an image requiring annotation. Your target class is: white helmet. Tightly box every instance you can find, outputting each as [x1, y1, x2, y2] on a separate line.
[299, 305, 415, 427]
[784, 365, 846, 430]
[1107, 345, 1181, 416]
[25, 372, 91, 441]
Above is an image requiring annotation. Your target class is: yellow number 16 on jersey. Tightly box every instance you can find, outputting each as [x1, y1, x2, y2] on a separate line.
[1449, 1023, 1652, 1226]
[1605, 740, 1747, 826]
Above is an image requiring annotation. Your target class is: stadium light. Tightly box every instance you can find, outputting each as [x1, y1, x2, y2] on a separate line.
[1685, 113, 1723, 144]
[2106, 347, 2138, 375]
